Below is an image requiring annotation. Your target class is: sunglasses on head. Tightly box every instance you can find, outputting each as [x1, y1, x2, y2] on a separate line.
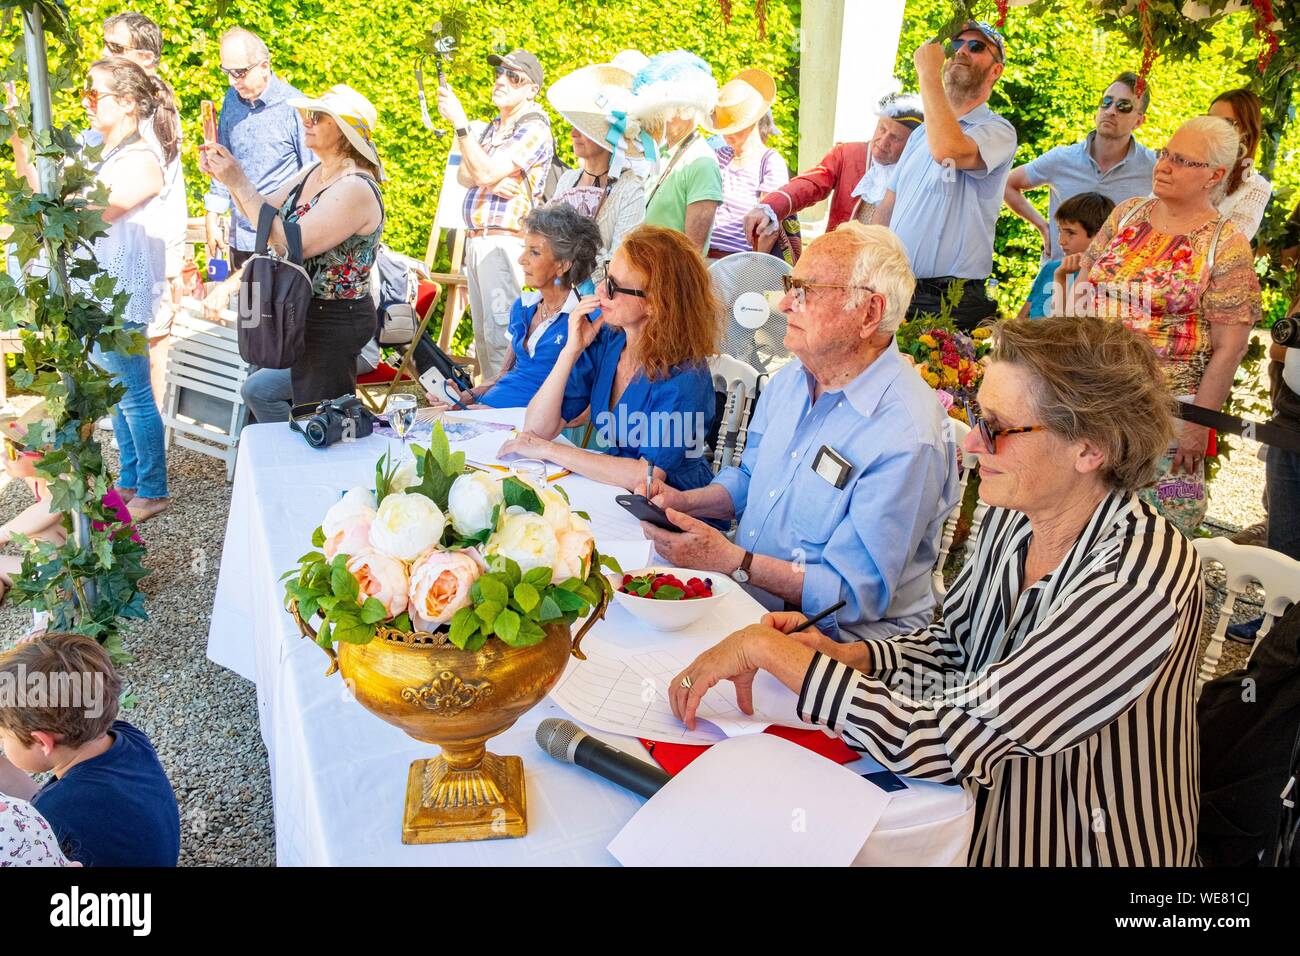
[946, 37, 1000, 61]
[1099, 95, 1137, 114]
[604, 274, 645, 299]
[221, 63, 256, 80]
[494, 65, 529, 86]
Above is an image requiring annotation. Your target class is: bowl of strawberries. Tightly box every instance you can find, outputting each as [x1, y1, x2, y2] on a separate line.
[609, 567, 735, 632]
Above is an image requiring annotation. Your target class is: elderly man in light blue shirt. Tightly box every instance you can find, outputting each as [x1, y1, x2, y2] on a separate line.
[873, 21, 1017, 332]
[642, 224, 959, 641]
[1004, 71, 1156, 260]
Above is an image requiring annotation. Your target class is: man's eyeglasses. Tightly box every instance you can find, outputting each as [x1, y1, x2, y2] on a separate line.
[780, 274, 878, 309]
[494, 66, 529, 86]
[946, 38, 1001, 62]
[604, 275, 646, 299]
[221, 63, 257, 81]
[1155, 146, 1214, 169]
[1099, 95, 1136, 114]
[963, 403, 1047, 453]
[104, 40, 133, 56]
[81, 87, 119, 110]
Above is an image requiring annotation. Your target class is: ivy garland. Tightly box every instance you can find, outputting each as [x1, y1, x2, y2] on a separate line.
[0, 0, 149, 660]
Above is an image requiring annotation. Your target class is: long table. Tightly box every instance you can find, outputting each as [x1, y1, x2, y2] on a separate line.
[207, 421, 974, 865]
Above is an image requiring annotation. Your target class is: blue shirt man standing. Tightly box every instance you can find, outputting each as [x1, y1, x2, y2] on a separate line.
[873, 21, 1017, 332]
[203, 27, 312, 267]
[641, 224, 959, 641]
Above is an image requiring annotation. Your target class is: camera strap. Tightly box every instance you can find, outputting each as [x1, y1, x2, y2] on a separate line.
[1176, 399, 1300, 454]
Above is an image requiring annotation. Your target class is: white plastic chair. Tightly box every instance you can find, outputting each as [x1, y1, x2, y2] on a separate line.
[933, 418, 975, 605]
[1192, 536, 1300, 694]
[708, 354, 762, 475]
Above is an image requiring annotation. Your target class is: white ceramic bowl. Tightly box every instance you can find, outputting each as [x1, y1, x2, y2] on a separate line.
[609, 567, 735, 632]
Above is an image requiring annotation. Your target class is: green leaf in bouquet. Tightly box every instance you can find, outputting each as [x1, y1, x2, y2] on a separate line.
[462, 630, 489, 653]
[550, 587, 587, 613]
[311, 526, 326, 548]
[331, 558, 360, 603]
[297, 551, 326, 566]
[316, 619, 334, 649]
[502, 557, 522, 589]
[375, 450, 402, 505]
[515, 617, 547, 646]
[597, 552, 623, 575]
[574, 511, 591, 521]
[502, 476, 544, 515]
[476, 575, 510, 606]
[654, 585, 685, 601]
[448, 606, 481, 649]
[513, 581, 540, 614]
[553, 485, 570, 504]
[475, 600, 503, 627]
[449, 450, 466, 474]
[523, 566, 552, 589]
[317, 594, 341, 612]
[334, 613, 376, 644]
[538, 594, 564, 622]
[299, 596, 321, 622]
[492, 608, 522, 645]
[359, 597, 388, 624]
[392, 612, 413, 632]
[428, 421, 453, 473]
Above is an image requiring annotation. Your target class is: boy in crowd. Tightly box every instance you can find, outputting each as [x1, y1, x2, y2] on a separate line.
[0, 633, 180, 866]
[1018, 191, 1115, 319]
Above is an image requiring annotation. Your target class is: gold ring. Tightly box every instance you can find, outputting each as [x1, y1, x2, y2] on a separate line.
[679, 675, 693, 689]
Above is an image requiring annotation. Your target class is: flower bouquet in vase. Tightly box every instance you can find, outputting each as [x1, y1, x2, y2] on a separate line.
[283, 422, 618, 844]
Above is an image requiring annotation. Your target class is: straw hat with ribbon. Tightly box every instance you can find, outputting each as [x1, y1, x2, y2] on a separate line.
[288, 84, 386, 181]
[548, 62, 652, 178]
[711, 68, 776, 136]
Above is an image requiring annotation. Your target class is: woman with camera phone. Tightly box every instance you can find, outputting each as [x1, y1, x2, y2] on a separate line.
[500, 226, 719, 491]
[200, 84, 385, 413]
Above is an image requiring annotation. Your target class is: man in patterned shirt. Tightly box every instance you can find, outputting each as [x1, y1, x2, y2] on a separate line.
[438, 49, 554, 380]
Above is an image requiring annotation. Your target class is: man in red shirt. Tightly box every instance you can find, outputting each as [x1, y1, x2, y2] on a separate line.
[743, 92, 922, 253]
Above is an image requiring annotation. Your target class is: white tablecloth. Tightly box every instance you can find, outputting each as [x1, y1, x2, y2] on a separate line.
[207, 423, 974, 866]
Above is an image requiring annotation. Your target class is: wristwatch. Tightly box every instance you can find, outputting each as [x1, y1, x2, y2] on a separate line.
[454, 126, 470, 138]
[730, 550, 754, 584]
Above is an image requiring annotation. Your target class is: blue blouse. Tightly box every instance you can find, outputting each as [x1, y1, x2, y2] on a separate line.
[560, 327, 716, 490]
[481, 290, 582, 410]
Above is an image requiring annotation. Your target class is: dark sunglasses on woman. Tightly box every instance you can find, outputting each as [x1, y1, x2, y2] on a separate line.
[962, 403, 1046, 454]
[81, 87, 119, 110]
[604, 275, 645, 299]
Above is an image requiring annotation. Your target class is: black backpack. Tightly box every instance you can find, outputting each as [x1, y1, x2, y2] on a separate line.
[1198, 600, 1300, 866]
[237, 199, 313, 369]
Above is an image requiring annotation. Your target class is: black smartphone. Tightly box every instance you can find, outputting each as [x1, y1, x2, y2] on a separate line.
[616, 493, 683, 533]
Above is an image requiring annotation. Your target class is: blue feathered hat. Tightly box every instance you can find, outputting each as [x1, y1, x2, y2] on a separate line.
[629, 50, 718, 130]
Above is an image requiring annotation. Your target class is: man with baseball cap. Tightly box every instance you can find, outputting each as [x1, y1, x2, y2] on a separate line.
[872, 21, 1017, 331]
[743, 91, 923, 257]
[437, 49, 555, 380]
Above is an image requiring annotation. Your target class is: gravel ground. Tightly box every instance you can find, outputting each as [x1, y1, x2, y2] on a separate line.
[0, 364, 1276, 866]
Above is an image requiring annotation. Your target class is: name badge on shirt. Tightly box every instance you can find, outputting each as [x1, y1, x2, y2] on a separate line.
[812, 445, 852, 489]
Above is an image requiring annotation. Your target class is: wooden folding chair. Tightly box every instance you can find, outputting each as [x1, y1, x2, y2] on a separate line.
[357, 281, 442, 413]
[424, 221, 478, 379]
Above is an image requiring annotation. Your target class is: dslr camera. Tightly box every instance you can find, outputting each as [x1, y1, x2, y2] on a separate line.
[1272, 315, 1299, 349]
[295, 395, 375, 448]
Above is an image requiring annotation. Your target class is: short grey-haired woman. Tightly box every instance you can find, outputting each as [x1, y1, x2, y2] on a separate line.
[427, 203, 602, 409]
[667, 315, 1204, 865]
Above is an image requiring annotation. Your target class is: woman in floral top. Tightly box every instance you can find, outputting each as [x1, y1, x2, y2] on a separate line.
[1067, 116, 1260, 535]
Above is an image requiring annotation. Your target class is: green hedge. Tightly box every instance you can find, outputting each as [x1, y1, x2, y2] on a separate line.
[44, 0, 801, 259]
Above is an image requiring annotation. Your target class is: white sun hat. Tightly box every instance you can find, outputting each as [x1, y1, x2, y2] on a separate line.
[288, 84, 386, 181]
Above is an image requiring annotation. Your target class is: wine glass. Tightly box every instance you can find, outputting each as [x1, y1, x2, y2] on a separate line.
[389, 394, 418, 458]
[511, 458, 549, 487]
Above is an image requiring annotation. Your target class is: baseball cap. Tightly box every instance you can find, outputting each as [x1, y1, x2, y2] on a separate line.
[487, 49, 544, 87]
[953, 20, 1006, 62]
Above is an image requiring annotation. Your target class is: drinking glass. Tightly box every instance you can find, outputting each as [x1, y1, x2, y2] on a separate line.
[389, 395, 418, 458]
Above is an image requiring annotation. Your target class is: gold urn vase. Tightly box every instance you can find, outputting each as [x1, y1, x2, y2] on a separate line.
[293, 593, 606, 844]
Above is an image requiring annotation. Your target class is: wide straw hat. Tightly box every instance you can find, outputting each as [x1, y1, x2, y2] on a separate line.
[710, 68, 776, 136]
[547, 63, 644, 159]
[288, 84, 386, 180]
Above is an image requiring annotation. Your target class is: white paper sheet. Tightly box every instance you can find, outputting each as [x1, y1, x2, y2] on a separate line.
[608, 734, 893, 867]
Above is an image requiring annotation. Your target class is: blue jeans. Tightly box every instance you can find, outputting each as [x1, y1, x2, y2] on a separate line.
[94, 335, 168, 498]
[1266, 443, 1300, 561]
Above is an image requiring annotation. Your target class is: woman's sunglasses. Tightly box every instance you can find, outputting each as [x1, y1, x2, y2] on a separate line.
[494, 66, 528, 86]
[962, 403, 1046, 453]
[302, 110, 329, 127]
[81, 87, 119, 110]
[1099, 95, 1137, 114]
[604, 275, 645, 299]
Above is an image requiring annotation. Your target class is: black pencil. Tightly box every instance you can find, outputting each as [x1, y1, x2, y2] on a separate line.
[791, 600, 848, 633]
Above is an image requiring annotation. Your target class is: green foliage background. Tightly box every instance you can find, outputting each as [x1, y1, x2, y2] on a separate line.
[27, 0, 802, 260]
[894, 0, 1300, 320]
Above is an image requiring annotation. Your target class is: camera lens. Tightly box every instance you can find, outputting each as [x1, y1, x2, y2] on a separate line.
[1273, 317, 1298, 348]
[304, 418, 328, 448]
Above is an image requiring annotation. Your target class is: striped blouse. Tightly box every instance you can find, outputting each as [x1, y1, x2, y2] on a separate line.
[798, 490, 1204, 865]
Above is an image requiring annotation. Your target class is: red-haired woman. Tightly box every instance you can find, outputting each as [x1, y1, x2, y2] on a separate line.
[501, 225, 721, 490]
[1209, 88, 1272, 241]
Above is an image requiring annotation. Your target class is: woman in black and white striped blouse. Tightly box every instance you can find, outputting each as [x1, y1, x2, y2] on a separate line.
[670, 315, 1204, 866]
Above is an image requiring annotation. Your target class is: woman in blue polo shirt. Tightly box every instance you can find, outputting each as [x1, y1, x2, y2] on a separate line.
[426, 204, 602, 410]
[501, 225, 720, 491]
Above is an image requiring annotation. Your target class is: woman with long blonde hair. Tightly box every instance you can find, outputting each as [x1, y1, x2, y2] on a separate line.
[502, 225, 721, 490]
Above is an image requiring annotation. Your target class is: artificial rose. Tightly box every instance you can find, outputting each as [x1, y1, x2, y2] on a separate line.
[323, 486, 377, 539]
[368, 492, 446, 561]
[390, 459, 419, 493]
[347, 550, 409, 618]
[538, 486, 572, 533]
[485, 511, 558, 575]
[551, 528, 595, 583]
[408, 550, 483, 629]
[447, 472, 504, 537]
[323, 513, 373, 562]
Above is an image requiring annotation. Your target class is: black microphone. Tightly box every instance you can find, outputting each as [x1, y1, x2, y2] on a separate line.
[536, 718, 670, 799]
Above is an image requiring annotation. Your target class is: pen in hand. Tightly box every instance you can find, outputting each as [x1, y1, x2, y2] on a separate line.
[644, 460, 652, 500]
[791, 600, 848, 634]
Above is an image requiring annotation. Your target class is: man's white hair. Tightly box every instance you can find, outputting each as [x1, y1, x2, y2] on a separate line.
[1176, 115, 1239, 202]
[814, 223, 916, 334]
[221, 27, 269, 64]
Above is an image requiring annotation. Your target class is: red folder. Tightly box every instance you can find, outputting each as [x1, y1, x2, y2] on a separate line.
[639, 726, 859, 776]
